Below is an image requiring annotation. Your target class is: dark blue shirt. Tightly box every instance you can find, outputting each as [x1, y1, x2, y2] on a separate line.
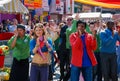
[81, 35, 92, 67]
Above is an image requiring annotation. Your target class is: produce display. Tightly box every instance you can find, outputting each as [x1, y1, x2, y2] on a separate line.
[0, 67, 10, 81]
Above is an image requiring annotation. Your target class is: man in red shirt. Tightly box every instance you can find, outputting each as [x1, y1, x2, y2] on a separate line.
[70, 20, 97, 81]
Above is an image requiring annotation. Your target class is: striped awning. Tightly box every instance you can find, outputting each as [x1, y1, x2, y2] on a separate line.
[3, 0, 29, 14]
[0, 5, 6, 11]
[0, 0, 11, 5]
[75, 0, 120, 9]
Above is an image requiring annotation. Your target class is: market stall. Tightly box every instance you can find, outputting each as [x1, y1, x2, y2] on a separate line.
[0, 0, 29, 22]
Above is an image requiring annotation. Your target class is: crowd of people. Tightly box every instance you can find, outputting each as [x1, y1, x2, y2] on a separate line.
[1, 14, 120, 81]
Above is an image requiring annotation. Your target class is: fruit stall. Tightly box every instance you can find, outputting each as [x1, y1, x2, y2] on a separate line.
[0, 44, 10, 81]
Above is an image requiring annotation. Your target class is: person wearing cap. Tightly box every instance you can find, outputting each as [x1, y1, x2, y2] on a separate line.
[8, 24, 31, 81]
[100, 21, 120, 81]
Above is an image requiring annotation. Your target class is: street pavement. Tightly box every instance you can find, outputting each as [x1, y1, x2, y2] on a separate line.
[4, 53, 61, 81]
[4, 53, 120, 81]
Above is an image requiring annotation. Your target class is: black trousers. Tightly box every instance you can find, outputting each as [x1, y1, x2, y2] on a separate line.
[100, 53, 118, 81]
[93, 52, 102, 81]
[59, 49, 70, 80]
[9, 58, 29, 81]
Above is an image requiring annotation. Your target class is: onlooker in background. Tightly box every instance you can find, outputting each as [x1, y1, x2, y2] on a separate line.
[102, 22, 107, 30]
[47, 20, 59, 74]
[8, 19, 18, 32]
[0, 22, 3, 33]
[48, 19, 59, 42]
[64, 14, 79, 81]
[100, 21, 120, 81]
[2, 20, 8, 32]
[8, 25, 31, 81]
[70, 20, 97, 81]
[94, 20, 101, 33]
[59, 16, 73, 81]
[43, 22, 55, 81]
[116, 23, 120, 77]
[54, 23, 65, 61]
[89, 22, 102, 81]
[25, 20, 34, 34]
[6, 19, 11, 31]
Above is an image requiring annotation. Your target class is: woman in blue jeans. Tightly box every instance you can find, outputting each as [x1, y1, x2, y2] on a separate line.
[30, 23, 51, 81]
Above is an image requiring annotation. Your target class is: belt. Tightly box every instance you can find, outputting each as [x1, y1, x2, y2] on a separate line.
[31, 63, 49, 67]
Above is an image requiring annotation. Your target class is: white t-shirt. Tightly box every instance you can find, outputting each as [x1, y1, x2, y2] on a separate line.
[9, 25, 17, 32]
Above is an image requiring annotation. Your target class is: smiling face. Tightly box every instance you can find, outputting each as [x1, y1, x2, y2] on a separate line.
[35, 27, 44, 37]
[34, 23, 45, 38]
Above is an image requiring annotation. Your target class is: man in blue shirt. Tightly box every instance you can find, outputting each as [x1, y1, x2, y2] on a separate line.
[100, 21, 120, 81]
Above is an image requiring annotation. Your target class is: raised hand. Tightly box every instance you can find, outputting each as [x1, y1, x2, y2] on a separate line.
[36, 37, 40, 46]
[14, 30, 18, 37]
[78, 30, 81, 37]
[75, 13, 80, 21]
[92, 29, 97, 39]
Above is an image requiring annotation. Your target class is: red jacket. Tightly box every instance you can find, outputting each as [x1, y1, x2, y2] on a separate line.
[70, 32, 97, 67]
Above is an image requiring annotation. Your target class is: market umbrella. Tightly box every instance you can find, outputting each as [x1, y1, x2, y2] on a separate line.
[75, 0, 120, 9]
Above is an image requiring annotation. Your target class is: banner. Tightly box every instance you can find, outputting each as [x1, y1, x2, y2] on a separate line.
[75, 0, 120, 9]
[24, 0, 42, 9]
[66, 0, 74, 14]
[66, 0, 71, 14]
[71, 0, 74, 14]
[34, 0, 42, 8]
[56, 0, 61, 12]
[24, 0, 34, 8]
[49, 0, 56, 13]
[42, 0, 49, 11]
[59, 2, 64, 14]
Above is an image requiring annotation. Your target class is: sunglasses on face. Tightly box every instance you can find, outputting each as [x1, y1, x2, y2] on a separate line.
[67, 19, 72, 21]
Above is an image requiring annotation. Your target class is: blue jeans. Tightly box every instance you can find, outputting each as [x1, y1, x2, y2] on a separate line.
[70, 65, 92, 81]
[30, 64, 49, 81]
[116, 46, 120, 74]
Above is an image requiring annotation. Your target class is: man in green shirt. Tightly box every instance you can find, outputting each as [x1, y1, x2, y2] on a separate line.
[8, 24, 30, 81]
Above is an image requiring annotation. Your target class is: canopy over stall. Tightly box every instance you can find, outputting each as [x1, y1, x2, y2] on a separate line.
[72, 12, 113, 23]
[72, 12, 101, 19]
[0, 0, 11, 5]
[0, 0, 29, 14]
[80, 12, 101, 18]
[72, 12, 101, 22]
[75, 0, 120, 9]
